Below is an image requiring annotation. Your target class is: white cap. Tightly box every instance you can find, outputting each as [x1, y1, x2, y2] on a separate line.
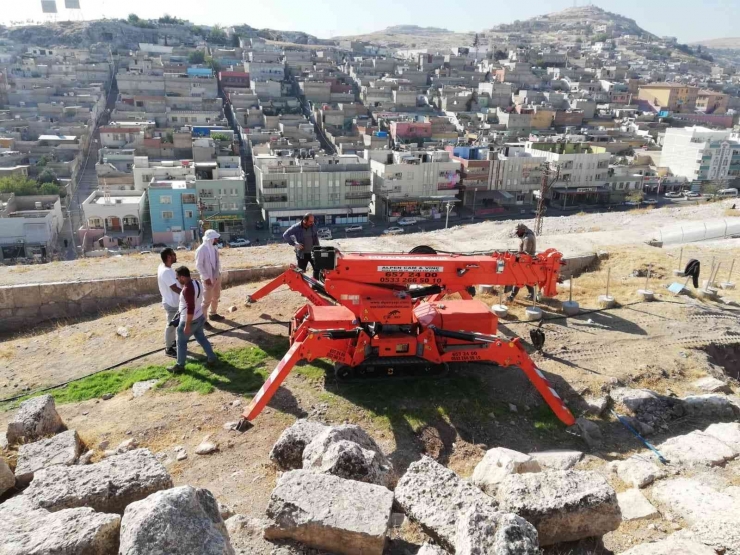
[203, 229, 221, 240]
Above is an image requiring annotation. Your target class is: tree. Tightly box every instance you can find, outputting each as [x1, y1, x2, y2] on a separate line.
[37, 169, 59, 184]
[210, 133, 231, 142]
[208, 25, 228, 45]
[205, 56, 221, 72]
[36, 155, 49, 167]
[0, 175, 41, 196]
[493, 49, 508, 61]
[188, 50, 206, 64]
[626, 190, 644, 203]
[703, 180, 723, 198]
[39, 182, 60, 195]
[127, 13, 141, 24]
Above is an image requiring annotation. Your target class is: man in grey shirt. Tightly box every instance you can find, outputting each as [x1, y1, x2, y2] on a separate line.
[283, 213, 321, 280]
[507, 223, 537, 302]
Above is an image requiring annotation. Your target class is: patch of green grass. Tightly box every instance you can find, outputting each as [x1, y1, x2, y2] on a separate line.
[532, 403, 560, 433]
[0, 343, 283, 411]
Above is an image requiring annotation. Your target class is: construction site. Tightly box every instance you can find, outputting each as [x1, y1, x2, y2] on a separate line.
[1, 201, 740, 555]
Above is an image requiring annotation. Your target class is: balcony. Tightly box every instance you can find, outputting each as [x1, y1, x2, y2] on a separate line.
[437, 183, 459, 191]
[345, 192, 372, 200]
[263, 180, 288, 189]
[345, 178, 371, 187]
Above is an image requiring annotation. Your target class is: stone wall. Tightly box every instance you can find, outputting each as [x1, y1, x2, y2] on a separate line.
[0, 265, 288, 335]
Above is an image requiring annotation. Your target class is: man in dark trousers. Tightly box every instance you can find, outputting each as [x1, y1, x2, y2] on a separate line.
[283, 213, 321, 280]
[507, 223, 537, 302]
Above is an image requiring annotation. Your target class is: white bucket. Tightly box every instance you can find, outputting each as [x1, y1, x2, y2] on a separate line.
[492, 304, 509, 318]
[525, 307, 543, 321]
[562, 300, 580, 316]
[598, 295, 616, 308]
[637, 289, 655, 302]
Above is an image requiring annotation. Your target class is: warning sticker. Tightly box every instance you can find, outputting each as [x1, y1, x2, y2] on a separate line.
[378, 266, 445, 272]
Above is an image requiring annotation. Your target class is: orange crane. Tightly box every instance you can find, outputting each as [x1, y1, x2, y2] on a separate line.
[240, 246, 575, 428]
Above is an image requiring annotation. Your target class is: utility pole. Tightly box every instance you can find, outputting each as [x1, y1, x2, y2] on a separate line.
[445, 201, 453, 229]
[534, 162, 559, 236]
[470, 188, 477, 221]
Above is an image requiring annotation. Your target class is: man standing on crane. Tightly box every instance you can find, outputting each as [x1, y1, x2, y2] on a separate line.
[283, 213, 321, 280]
[507, 223, 537, 302]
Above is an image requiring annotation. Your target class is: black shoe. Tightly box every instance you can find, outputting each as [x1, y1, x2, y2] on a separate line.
[167, 364, 184, 374]
[165, 347, 177, 358]
[209, 314, 225, 321]
[506, 295, 515, 303]
[204, 321, 215, 331]
[524, 294, 534, 301]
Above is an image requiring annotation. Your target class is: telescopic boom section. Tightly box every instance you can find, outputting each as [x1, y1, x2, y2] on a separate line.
[323, 248, 563, 298]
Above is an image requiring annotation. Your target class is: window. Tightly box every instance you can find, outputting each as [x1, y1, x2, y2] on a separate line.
[185, 210, 193, 218]
[160, 195, 172, 204]
[182, 194, 196, 204]
[162, 211, 174, 219]
[171, 117, 178, 123]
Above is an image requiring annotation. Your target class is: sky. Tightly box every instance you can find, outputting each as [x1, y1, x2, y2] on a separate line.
[1, 0, 738, 43]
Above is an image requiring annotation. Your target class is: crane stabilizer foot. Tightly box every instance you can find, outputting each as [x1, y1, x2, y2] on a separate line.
[234, 418, 252, 432]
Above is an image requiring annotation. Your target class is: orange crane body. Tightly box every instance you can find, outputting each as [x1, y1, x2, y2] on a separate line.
[243, 247, 575, 427]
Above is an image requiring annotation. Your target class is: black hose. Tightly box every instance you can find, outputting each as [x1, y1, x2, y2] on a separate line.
[0, 319, 290, 405]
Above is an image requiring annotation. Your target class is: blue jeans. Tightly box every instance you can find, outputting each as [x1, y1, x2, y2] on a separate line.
[176, 315, 216, 367]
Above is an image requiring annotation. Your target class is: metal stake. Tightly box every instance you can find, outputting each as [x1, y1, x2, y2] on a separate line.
[606, 267, 611, 297]
[678, 247, 683, 270]
[644, 263, 652, 291]
[728, 259, 736, 283]
[569, 278, 573, 302]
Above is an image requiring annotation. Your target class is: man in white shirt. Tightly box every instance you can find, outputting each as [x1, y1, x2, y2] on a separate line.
[157, 248, 181, 358]
[195, 228, 223, 328]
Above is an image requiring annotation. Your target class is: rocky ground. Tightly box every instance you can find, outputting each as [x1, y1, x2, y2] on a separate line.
[1, 204, 739, 553]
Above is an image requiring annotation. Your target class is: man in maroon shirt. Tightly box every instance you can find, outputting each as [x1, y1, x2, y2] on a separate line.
[168, 266, 217, 373]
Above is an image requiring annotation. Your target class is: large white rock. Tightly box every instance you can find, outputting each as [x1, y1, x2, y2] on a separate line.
[0, 456, 15, 497]
[682, 394, 738, 418]
[302, 424, 393, 486]
[692, 376, 731, 394]
[270, 419, 328, 470]
[6, 395, 64, 444]
[613, 453, 667, 488]
[528, 450, 582, 470]
[14, 429, 81, 484]
[620, 534, 717, 555]
[496, 470, 621, 546]
[264, 469, 393, 555]
[417, 544, 449, 555]
[617, 489, 659, 521]
[658, 431, 737, 467]
[119, 486, 235, 555]
[471, 447, 541, 494]
[679, 515, 740, 555]
[454, 504, 539, 555]
[0, 495, 120, 555]
[23, 448, 173, 514]
[650, 478, 740, 525]
[394, 456, 499, 549]
[703, 422, 740, 451]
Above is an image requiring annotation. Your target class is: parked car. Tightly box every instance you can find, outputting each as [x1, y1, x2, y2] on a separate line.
[383, 226, 404, 235]
[642, 198, 658, 205]
[684, 191, 701, 198]
[624, 201, 641, 207]
[228, 238, 251, 248]
[345, 225, 363, 233]
[317, 228, 332, 240]
[397, 217, 418, 226]
[718, 188, 739, 198]
[664, 191, 682, 198]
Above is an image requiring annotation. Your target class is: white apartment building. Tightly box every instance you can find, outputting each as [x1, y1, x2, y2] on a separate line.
[660, 127, 740, 182]
[254, 154, 372, 228]
[367, 150, 461, 221]
[490, 149, 547, 205]
[133, 157, 195, 191]
[524, 142, 612, 206]
[0, 194, 63, 261]
[79, 190, 147, 249]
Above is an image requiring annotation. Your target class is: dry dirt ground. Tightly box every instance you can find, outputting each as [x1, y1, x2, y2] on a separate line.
[1, 224, 740, 553]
